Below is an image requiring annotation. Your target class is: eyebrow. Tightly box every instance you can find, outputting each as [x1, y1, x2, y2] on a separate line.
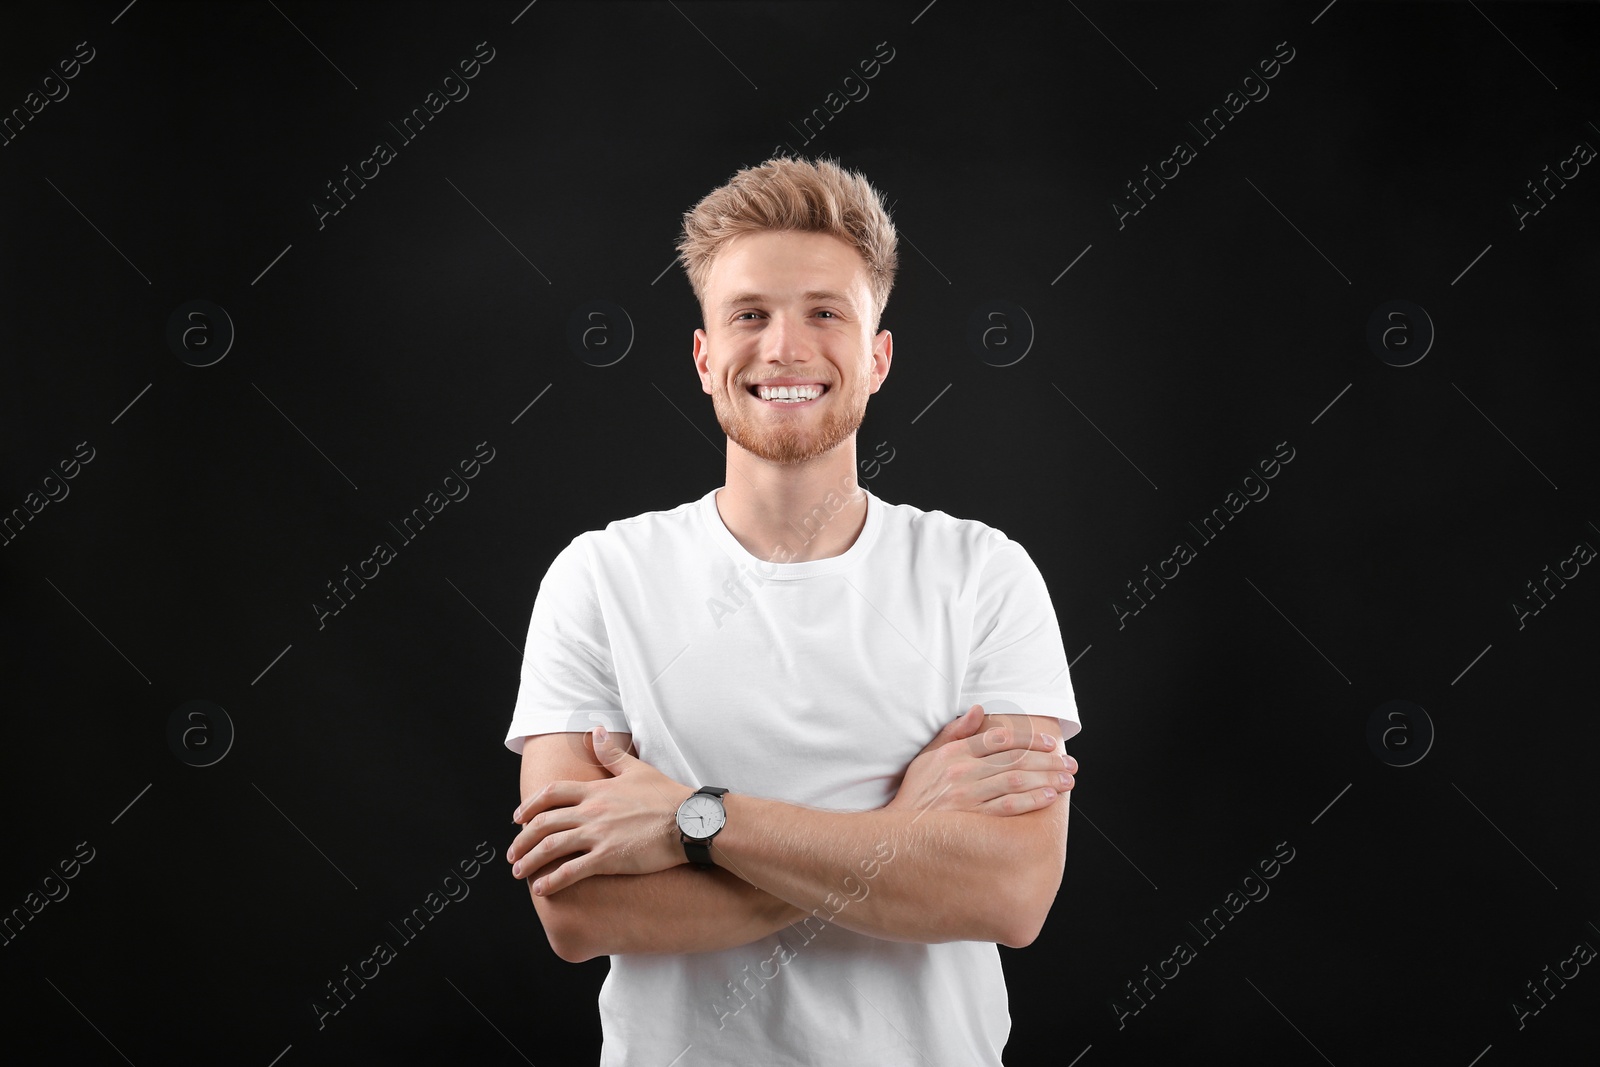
[718, 290, 858, 311]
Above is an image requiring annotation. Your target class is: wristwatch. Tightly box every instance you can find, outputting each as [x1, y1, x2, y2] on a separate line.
[675, 786, 728, 869]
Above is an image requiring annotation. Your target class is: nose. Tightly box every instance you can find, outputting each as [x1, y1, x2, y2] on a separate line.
[760, 311, 805, 366]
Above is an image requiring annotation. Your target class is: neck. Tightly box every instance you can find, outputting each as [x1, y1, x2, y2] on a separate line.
[715, 439, 867, 564]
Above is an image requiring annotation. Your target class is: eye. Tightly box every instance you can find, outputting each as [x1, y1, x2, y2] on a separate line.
[734, 312, 762, 321]
[815, 310, 837, 319]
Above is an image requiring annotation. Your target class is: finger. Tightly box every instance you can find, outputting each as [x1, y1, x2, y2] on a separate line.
[975, 749, 1079, 775]
[969, 715, 1057, 765]
[969, 768, 1076, 804]
[515, 780, 589, 822]
[533, 854, 590, 897]
[974, 785, 1062, 817]
[591, 725, 636, 774]
[514, 829, 585, 879]
[918, 705, 985, 756]
[507, 807, 586, 864]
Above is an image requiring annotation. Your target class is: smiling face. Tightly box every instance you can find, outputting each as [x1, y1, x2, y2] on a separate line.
[693, 230, 891, 467]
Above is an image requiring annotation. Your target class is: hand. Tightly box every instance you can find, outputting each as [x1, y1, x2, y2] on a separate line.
[508, 727, 691, 896]
[886, 704, 1077, 816]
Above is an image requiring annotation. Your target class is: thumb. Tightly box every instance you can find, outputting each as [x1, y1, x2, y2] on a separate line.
[592, 725, 634, 773]
[919, 704, 984, 756]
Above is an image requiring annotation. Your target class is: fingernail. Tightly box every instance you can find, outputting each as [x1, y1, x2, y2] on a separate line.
[1059, 773, 1071, 787]
[1043, 734, 1057, 749]
[1043, 787, 1057, 798]
[512, 862, 522, 877]
[512, 804, 522, 822]
[595, 725, 608, 744]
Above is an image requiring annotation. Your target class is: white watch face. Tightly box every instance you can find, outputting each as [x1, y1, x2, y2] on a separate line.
[677, 793, 726, 838]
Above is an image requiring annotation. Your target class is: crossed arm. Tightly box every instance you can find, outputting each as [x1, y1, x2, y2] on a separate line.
[507, 705, 1077, 963]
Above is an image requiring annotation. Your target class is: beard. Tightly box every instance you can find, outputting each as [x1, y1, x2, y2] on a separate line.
[710, 372, 869, 465]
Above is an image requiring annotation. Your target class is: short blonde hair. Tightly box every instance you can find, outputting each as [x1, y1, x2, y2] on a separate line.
[676, 155, 898, 331]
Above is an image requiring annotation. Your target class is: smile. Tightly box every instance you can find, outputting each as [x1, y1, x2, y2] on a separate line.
[748, 383, 828, 405]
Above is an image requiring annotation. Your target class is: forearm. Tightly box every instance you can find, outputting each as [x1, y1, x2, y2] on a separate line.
[713, 791, 1068, 947]
[528, 859, 808, 962]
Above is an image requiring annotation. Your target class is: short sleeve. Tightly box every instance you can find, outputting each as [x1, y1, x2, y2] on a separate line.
[958, 538, 1081, 742]
[504, 535, 629, 755]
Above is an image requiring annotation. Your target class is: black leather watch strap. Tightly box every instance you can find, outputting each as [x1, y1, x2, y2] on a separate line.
[680, 786, 728, 869]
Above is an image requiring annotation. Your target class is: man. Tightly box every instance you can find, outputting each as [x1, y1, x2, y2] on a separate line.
[504, 156, 1081, 1065]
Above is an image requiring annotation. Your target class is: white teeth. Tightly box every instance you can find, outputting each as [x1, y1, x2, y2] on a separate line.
[756, 384, 824, 402]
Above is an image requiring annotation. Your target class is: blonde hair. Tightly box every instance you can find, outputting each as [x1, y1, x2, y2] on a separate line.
[676, 155, 898, 331]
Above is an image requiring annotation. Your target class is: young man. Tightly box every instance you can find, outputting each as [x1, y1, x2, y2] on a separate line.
[505, 156, 1082, 1065]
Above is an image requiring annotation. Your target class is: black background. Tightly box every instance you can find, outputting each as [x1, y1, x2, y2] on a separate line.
[3, 1, 1597, 1064]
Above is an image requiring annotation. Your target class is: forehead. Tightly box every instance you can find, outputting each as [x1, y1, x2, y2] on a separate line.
[707, 230, 870, 307]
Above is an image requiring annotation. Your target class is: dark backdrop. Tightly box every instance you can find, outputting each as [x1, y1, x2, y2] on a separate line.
[3, 1, 1597, 1064]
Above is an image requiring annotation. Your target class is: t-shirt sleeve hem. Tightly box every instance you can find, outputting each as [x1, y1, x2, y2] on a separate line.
[958, 690, 1081, 743]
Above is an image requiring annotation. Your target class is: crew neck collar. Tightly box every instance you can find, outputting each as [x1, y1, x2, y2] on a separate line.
[698, 484, 883, 579]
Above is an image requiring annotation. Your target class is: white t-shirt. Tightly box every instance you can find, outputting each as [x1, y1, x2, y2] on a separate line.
[505, 485, 1081, 1066]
